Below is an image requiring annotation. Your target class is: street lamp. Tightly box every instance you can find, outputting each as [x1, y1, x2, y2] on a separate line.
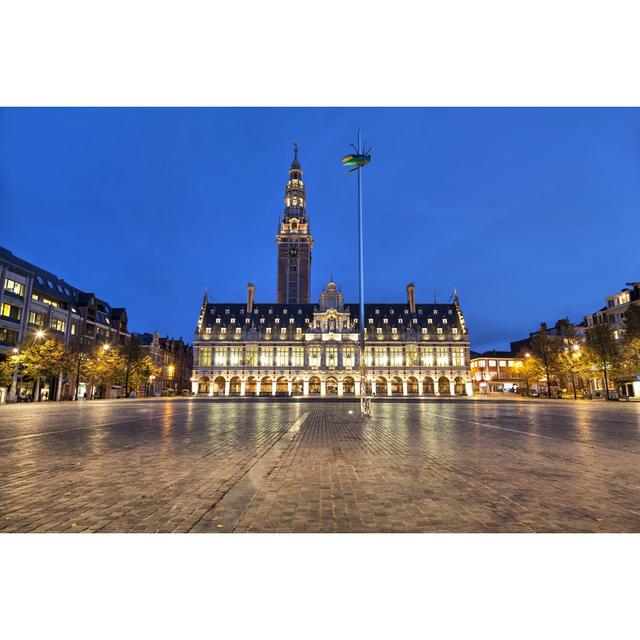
[102, 343, 111, 351]
[35, 329, 45, 340]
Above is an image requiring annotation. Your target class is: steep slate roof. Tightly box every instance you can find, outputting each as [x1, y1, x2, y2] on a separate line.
[0, 246, 117, 314]
[200, 301, 466, 340]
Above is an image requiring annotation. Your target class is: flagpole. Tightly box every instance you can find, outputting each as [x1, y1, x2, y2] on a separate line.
[357, 129, 369, 416]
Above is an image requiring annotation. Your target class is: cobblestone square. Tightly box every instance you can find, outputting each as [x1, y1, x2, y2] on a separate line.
[1, 398, 640, 533]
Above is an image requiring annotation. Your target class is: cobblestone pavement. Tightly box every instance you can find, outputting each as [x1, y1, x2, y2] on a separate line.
[1, 398, 640, 532]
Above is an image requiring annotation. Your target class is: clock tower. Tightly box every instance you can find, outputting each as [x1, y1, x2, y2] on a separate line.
[276, 144, 313, 303]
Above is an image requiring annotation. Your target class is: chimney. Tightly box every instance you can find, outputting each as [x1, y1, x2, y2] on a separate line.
[406, 282, 416, 314]
[247, 282, 255, 314]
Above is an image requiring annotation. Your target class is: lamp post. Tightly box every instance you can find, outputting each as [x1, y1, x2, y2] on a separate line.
[32, 329, 46, 401]
[342, 130, 373, 416]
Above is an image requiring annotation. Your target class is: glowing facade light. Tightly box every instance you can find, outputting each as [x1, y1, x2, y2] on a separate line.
[35, 329, 45, 339]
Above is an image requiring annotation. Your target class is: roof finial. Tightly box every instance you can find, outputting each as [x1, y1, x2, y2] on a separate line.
[293, 141, 299, 161]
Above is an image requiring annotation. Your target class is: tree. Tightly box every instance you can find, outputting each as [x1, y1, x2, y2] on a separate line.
[0, 354, 21, 389]
[84, 347, 126, 399]
[20, 338, 71, 400]
[584, 323, 620, 400]
[619, 305, 640, 379]
[127, 355, 161, 396]
[515, 350, 544, 395]
[528, 323, 561, 398]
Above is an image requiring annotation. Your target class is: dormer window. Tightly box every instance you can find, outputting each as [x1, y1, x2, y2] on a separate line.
[437, 328, 443, 334]
[283, 308, 288, 314]
[398, 318, 403, 324]
[452, 328, 458, 334]
[297, 309, 302, 314]
[268, 308, 273, 314]
[266, 327, 271, 334]
[225, 308, 230, 314]
[383, 318, 388, 324]
[418, 309, 423, 315]
[421, 328, 428, 334]
[289, 318, 294, 323]
[236, 327, 241, 334]
[433, 309, 438, 315]
[368, 318, 373, 324]
[296, 327, 302, 334]
[281, 327, 286, 333]
[448, 309, 452, 315]
[260, 318, 265, 324]
[221, 327, 227, 334]
[391, 327, 397, 334]
[442, 318, 447, 324]
[230, 318, 235, 323]
[275, 318, 280, 324]
[428, 318, 433, 324]
[376, 328, 382, 334]
[215, 318, 221, 324]
[206, 327, 212, 334]
[390, 309, 394, 315]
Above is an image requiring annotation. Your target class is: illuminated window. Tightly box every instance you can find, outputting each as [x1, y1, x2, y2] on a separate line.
[436, 348, 449, 367]
[215, 318, 220, 324]
[28, 311, 46, 326]
[421, 348, 434, 367]
[421, 328, 428, 334]
[452, 348, 465, 367]
[383, 318, 388, 324]
[260, 348, 273, 366]
[428, 318, 433, 324]
[230, 318, 235, 324]
[437, 327, 443, 334]
[309, 346, 321, 367]
[442, 318, 447, 324]
[235, 327, 241, 334]
[365, 347, 373, 366]
[229, 348, 242, 366]
[489, 360, 496, 366]
[499, 360, 506, 367]
[50, 318, 66, 333]
[245, 346, 258, 366]
[376, 328, 382, 334]
[390, 347, 403, 366]
[281, 327, 286, 334]
[391, 327, 397, 334]
[1, 303, 21, 321]
[296, 327, 302, 334]
[200, 347, 212, 367]
[276, 347, 289, 367]
[214, 348, 227, 366]
[326, 347, 338, 368]
[291, 347, 304, 366]
[4, 278, 24, 297]
[342, 346, 355, 367]
[71, 324, 77, 335]
[205, 327, 212, 334]
[375, 347, 388, 367]
[406, 346, 418, 367]
[221, 327, 226, 334]
[266, 327, 271, 334]
[452, 328, 458, 334]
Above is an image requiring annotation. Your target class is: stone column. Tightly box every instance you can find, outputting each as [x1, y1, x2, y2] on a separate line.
[256, 380, 262, 396]
[271, 380, 277, 396]
[386, 381, 392, 396]
[208, 381, 214, 396]
[337, 380, 344, 396]
[450, 381, 456, 396]
[224, 380, 231, 396]
[418, 380, 424, 396]
[240, 380, 246, 396]
[465, 381, 473, 396]
[287, 380, 292, 396]
[355, 379, 361, 396]
[320, 379, 326, 396]
[371, 380, 376, 395]
[303, 379, 309, 396]
[191, 379, 199, 395]
[402, 380, 408, 396]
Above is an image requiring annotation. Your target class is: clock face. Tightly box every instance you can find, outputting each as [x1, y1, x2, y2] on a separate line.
[289, 246, 298, 258]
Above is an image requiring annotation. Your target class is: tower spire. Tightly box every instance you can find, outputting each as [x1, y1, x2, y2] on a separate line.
[276, 144, 313, 304]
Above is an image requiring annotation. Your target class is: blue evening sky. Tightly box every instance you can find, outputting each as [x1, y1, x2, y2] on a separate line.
[1, 108, 639, 351]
